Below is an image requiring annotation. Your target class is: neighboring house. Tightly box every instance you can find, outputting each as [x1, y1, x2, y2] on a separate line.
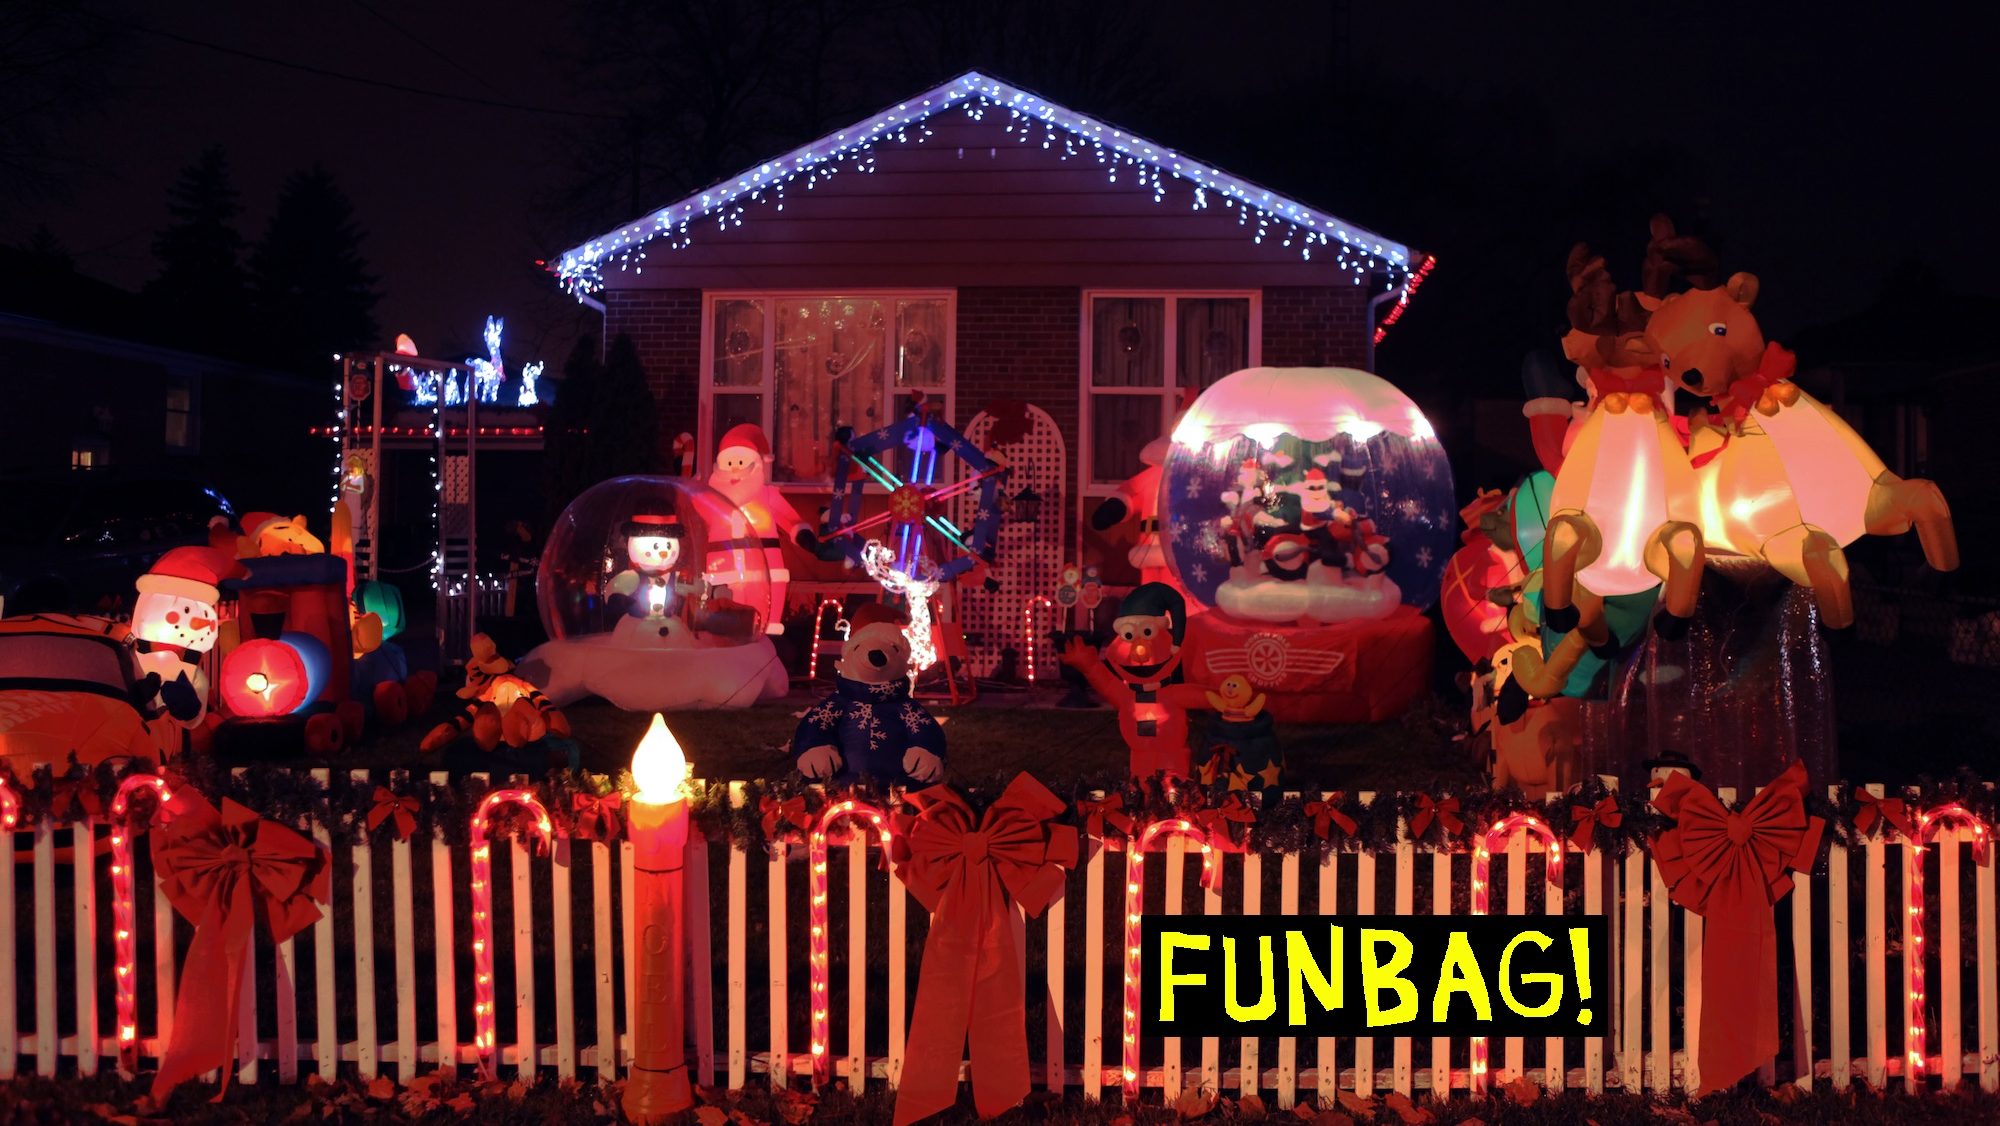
[548, 71, 1429, 592]
[0, 310, 322, 505]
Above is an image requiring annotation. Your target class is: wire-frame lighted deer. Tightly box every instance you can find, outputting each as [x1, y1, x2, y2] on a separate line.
[1638, 230, 1958, 628]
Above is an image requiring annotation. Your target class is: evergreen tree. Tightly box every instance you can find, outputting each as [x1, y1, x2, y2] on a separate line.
[544, 333, 603, 522]
[592, 334, 660, 478]
[146, 146, 248, 355]
[249, 165, 381, 375]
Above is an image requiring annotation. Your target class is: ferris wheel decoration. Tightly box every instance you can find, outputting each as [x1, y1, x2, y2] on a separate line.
[825, 394, 1009, 582]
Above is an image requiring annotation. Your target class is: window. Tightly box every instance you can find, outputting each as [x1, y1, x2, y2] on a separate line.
[1083, 292, 1256, 487]
[704, 293, 953, 483]
[165, 378, 198, 452]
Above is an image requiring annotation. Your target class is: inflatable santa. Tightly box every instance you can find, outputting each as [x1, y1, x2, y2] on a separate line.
[705, 424, 818, 635]
[1091, 434, 1177, 590]
[131, 546, 243, 727]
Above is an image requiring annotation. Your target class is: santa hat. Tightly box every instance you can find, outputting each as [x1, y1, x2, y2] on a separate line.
[137, 546, 243, 605]
[1116, 581, 1188, 643]
[238, 512, 292, 542]
[1304, 468, 1327, 483]
[847, 601, 907, 633]
[622, 512, 683, 537]
[717, 423, 772, 460]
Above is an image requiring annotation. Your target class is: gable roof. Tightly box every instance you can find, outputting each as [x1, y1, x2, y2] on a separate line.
[551, 71, 1422, 299]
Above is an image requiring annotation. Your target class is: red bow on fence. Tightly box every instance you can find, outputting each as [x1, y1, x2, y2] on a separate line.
[1077, 794, 1135, 838]
[149, 791, 330, 1102]
[759, 794, 811, 842]
[1304, 796, 1357, 840]
[1196, 794, 1256, 852]
[49, 778, 103, 823]
[1411, 794, 1464, 841]
[571, 791, 625, 843]
[1650, 760, 1824, 1096]
[1568, 797, 1623, 853]
[891, 775, 1078, 1126]
[365, 787, 418, 841]
[1852, 788, 1913, 840]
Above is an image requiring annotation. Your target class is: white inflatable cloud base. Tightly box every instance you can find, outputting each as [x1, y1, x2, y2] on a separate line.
[518, 633, 789, 710]
[1213, 566, 1403, 624]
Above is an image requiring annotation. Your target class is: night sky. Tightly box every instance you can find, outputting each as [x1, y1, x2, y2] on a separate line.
[11, 4, 1989, 380]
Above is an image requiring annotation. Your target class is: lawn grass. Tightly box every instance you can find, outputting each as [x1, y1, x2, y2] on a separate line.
[332, 681, 1479, 794]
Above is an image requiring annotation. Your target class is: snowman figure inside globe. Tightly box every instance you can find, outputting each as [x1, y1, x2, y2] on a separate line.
[607, 513, 707, 644]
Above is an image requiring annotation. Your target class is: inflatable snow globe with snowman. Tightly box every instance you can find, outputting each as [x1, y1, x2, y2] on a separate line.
[516, 476, 789, 710]
[1161, 367, 1454, 723]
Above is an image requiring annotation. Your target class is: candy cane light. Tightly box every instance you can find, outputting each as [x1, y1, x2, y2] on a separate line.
[1904, 802, 1991, 1083]
[0, 773, 17, 830]
[806, 598, 848, 681]
[1123, 818, 1217, 1103]
[109, 773, 171, 1073]
[807, 799, 896, 1087]
[1022, 595, 1054, 683]
[1469, 812, 1564, 1092]
[469, 788, 554, 1079]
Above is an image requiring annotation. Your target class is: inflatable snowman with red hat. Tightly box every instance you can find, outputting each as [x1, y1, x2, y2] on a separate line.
[132, 545, 243, 727]
[705, 423, 819, 635]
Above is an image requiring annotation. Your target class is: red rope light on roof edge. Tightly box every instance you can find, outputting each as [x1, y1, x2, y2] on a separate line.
[1374, 254, 1438, 346]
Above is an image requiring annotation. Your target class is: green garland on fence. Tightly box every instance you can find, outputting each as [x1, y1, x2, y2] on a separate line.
[4, 757, 1996, 873]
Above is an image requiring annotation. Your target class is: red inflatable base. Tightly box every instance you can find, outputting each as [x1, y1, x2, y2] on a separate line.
[1183, 604, 1434, 725]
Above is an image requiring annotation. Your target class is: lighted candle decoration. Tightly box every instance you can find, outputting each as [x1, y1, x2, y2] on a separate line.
[624, 714, 696, 1125]
[806, 799, 895, 1087]
[1022, 595, 1054, 683]
[1122, 819, 1217, 1103]
[1469, 813, 1564, 1092]
[469, 788, 554, 1080]
[1903, 802, 1992, 1083]
[806, 599, 848, 681]
[109, 773, 171, 1073]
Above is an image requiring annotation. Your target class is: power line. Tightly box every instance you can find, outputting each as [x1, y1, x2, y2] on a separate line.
[345, 0, 503, 97]
[83, 11, 618, 120]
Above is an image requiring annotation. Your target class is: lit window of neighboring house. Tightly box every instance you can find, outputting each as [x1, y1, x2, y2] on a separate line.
[703, 292, 953, 484]
[165, 378, 198, 452]
[71, 437, 109, 469]
[1080, 292, 1258, 493]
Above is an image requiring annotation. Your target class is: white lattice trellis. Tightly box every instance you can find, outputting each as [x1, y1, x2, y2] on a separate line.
[952, 405, 1066, 677]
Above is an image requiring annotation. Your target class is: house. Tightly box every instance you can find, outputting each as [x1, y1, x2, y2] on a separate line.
[548, 71, 1428, 657]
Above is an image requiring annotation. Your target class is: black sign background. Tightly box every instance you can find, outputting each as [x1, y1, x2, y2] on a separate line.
[1138, 915, 1609, 1038]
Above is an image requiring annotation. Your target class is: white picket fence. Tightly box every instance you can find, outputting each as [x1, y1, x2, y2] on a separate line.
[3, 777, 1997, 1100]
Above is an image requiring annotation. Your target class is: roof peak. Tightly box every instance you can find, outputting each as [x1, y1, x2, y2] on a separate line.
[550, 70, 1418, 297]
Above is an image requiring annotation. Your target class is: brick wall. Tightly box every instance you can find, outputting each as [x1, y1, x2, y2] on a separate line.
[603, 288, 703, 451]
[953, 286, 1083, 443]
[1260, 285, 1372, 369]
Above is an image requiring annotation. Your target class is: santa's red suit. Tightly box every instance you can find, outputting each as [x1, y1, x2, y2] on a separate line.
[706, 423, 808, 635]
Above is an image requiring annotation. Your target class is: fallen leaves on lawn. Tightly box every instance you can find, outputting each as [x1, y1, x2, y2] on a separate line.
[1502, 1075, 1541, 1105]
[1310, 1113, 1355, 1126]
[1175, 1087, 1219, 1119]
[1383, 1090, 1432, 1123]
[696, 1105, 731, 1126]
[1238, 1094, 1268, 1119]
[1336, 1090, 1376, 1118]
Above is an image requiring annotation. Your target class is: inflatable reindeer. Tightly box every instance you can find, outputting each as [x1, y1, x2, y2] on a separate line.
[1508, 221, 1706, 701]
[1639, 238, 1958, 627]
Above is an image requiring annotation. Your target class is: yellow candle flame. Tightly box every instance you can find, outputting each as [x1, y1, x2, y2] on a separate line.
[631, 713, 688, 803]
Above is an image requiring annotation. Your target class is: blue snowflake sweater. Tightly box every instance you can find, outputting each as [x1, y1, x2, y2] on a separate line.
[790, 676, 946, 786]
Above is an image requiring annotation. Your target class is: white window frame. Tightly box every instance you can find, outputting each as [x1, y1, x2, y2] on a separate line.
[1077, 289, 1261, 503]
[698, 289, 957, 490]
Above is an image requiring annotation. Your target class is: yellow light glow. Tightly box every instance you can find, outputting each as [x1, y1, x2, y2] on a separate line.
[631, 713, 689, 803]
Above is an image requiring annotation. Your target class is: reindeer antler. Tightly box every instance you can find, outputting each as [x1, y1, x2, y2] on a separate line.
[1566, 242, 1618, 335]
[1642, 214, 1721, 295]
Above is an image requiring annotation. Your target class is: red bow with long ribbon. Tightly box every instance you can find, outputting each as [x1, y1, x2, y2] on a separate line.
[365, 786, 418, 841]
[50, 778, 104, 823]
[1077, 794, 1135, 838]
[891, 774, 1078, 1126]
[1411, 794, 1464, 841]
[1852, 788, 1913, 840]
[149, 791, 330, 1101]
[570, 791, 624, 842]
[1195, 794, 1256, 852]
[1304, 795, 1357, 840]
[1568, 796, 1623, 853]
[1650, 760, 1823, 1096]
[759, 794, 811, 842]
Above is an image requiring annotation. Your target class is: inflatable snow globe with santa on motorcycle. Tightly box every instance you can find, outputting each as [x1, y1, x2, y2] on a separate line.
[1159, 367, 1454, 725]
